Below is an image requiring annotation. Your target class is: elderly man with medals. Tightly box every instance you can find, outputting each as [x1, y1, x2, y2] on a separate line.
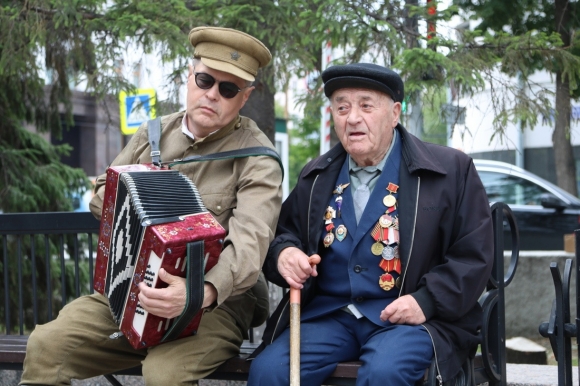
[248, 63, 493, 385]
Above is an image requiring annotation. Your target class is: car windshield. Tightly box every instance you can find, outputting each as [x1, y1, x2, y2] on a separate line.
[478, 171, 550, 205]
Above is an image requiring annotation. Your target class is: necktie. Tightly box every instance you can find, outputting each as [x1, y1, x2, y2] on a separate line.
[353, 170, 376, 224]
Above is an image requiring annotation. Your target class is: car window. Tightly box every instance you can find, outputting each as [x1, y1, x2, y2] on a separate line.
[478, 171, 551, 205]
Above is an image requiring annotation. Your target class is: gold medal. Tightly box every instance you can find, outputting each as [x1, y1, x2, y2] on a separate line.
[383, 194, 397, 207]
[324, 206, 336, 224]
[371, 242, 384, 256]
[379, 273, 395, 291]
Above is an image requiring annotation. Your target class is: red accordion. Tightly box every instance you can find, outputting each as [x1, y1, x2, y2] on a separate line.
[94, 164, 225, 349]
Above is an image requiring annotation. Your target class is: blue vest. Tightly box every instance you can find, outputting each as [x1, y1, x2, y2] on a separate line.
[302, 135, 402, 327]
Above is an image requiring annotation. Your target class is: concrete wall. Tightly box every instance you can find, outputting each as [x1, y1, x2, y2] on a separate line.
[505, 251, 577, 339]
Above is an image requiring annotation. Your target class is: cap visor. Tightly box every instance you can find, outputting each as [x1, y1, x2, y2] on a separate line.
[200, 57, 255, 82]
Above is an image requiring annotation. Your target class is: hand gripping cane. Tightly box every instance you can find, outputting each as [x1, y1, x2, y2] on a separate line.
[290, 255, 321, 386]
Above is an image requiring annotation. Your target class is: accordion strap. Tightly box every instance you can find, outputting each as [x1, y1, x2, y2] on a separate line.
[148, 117, 162, 166]
[168, 146, 284, 180]
[161, 241, 205, 343]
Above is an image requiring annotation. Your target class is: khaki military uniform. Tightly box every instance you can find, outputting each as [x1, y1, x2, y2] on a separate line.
[21, 111, 282, 385]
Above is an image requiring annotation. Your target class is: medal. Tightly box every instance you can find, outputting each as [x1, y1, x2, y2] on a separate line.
[323, 232, 335, 248]
[333, 183, 350, 195]
[383, 182, 399, 209]
[335, 224, 347, 241]
[371, 242, 384, 256]
[392, 244, 400, 258]
[379, 214, 393, 228]
[396, 276, 402, 288]
[324, 206, 336, 224]
[383, 195, 397, 207]
[335, 196, 343, 217]
[382, 245, 395, 260]
[379, 273, 395, 291]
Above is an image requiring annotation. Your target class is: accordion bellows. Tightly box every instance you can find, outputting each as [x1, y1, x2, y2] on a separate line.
[94, 164, 225, 349]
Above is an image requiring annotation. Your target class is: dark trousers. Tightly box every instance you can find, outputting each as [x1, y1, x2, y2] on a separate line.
[248, 309, 434, 386]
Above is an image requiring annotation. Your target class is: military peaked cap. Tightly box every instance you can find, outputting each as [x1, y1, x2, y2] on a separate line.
[189, 26, 271, 82]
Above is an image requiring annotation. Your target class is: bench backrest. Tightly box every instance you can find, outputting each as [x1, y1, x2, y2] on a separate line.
[0, 212, 100, 334]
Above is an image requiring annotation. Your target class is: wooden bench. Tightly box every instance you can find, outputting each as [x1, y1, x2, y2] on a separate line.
[0, 202, 518, 385]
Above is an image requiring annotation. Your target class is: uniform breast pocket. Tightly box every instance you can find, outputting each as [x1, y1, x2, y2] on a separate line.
[202, 193, 236, 223]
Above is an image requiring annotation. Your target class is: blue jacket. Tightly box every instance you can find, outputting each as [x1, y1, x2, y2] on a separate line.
[259, 124, 493, 382]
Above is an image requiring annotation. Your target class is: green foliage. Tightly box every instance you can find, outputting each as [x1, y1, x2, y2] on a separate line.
[421, 87, 448, 145]
[0, 126, 90, 212]
[288, 101, 322, 189]
[2, 0, 580, 201]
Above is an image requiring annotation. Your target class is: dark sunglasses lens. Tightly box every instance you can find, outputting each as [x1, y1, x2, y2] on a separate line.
[219, 82, 240, 99]
[195, 73, 215, 89]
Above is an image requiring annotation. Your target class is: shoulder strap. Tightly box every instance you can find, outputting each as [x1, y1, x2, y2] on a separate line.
[147, 118, 162, 166]
[168, 146, 284, 180]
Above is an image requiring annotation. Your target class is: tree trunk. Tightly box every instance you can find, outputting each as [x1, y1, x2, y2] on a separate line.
[552, 0, 577, 195]
[552, 71, 577, 195]
[240, 64, 276, 144]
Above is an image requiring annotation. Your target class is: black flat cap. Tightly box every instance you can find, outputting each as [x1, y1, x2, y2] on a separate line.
[322, 63, 404, 103]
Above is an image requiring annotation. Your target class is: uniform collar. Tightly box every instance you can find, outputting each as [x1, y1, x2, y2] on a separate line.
[181, 113, 241, 143]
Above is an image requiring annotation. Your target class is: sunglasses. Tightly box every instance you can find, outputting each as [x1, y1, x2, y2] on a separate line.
[193, 72, 248, 99]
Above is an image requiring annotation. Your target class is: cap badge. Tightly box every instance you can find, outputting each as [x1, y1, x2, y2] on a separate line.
[230, 51, 241, 61]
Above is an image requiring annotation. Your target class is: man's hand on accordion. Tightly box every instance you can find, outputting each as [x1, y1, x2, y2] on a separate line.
[138, 268, 218, 318]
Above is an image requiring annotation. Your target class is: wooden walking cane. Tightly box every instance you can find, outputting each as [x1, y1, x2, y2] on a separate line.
[289, 255, 320, 386]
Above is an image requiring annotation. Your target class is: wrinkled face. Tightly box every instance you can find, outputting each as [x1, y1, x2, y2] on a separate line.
[185, 61, 253, 138]
[330, 88, 401, 166]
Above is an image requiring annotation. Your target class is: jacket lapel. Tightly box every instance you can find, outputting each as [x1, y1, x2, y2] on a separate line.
[335, 161, 357, 239]
[306, 149, 347, 254]
[397, 166, 418, 268]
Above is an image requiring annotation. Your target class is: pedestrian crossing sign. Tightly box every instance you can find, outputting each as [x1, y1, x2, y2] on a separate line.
[119, 89, 157, 135]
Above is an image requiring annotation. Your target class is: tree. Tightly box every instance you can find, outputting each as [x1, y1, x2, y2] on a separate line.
[454, 0, 580, 195]
[288, 101, 322, 189]
[280, 1, 580, 197]
[3, 0, 579, 209]
[0, 0, 336, 212]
